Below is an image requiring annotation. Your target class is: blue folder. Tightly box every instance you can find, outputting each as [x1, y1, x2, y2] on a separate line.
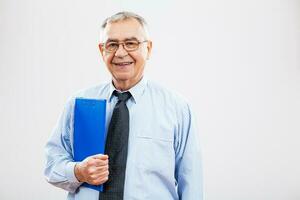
[73, 98, 106, 192]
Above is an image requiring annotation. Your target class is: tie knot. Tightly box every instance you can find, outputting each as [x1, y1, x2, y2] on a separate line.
[113, 91, 132, 102]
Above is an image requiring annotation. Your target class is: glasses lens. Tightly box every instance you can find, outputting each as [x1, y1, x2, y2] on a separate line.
[124, 41, 139, 51]
[104, 40, 143, 52]
[105, 42, 119, 52]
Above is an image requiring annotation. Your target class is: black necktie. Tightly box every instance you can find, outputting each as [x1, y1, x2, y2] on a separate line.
[99, 91, 131, 200]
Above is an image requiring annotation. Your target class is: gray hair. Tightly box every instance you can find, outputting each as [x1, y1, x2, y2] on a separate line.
[100, 11, 149, 39]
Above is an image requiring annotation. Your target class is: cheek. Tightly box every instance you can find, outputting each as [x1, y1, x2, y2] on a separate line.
[103, 54, 113, 64]
[130, 52, 147, 63]
[140, 50, 149, 61]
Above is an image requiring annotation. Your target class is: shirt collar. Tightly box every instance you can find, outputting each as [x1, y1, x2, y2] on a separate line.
[107, 76, 147, 104]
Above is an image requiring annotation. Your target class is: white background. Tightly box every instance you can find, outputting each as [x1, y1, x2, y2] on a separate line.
[0, 0, 299, 199]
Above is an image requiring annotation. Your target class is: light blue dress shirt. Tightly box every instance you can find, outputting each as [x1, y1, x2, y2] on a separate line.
[44, 77, 203, 200]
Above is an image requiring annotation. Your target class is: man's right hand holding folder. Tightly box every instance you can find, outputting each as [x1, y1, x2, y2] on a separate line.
[74, 154, 109, 185]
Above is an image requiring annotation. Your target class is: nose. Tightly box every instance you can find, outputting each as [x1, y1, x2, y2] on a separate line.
[114, 43, 128, 57]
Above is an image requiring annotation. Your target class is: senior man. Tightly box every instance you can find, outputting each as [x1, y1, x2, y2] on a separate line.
[45, 11, 203, 200]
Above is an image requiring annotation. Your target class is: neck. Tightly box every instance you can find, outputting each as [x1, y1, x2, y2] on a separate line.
[112, 76, 143, 91]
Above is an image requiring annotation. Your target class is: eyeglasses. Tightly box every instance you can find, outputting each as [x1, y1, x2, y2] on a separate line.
[100, 40, 148, 53]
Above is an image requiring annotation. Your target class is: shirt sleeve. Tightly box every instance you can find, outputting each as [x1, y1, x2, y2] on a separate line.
[175, 103, 203, 200]
[44, 97, 82, 193]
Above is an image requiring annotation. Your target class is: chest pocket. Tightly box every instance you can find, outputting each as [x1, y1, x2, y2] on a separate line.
[135, 130, 175, 171]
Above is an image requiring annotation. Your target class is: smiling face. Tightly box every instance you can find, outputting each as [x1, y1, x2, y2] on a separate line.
[99, 18, 152, 91]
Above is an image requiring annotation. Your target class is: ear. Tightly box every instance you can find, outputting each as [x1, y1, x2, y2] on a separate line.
[98, 44, 105, 58]
[146, 40, 153, 60]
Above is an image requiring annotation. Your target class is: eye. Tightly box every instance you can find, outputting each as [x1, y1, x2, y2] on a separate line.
[125, 41, 139, 49]
[105, 42, 119, 51]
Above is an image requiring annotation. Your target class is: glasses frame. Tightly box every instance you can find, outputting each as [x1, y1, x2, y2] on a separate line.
[99, 40, 148, 53]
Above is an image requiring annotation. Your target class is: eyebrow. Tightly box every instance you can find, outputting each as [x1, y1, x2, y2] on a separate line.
[105, 37, 139, 43]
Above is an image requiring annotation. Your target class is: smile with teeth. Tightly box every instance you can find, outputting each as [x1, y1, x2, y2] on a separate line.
[113, 62, 134, 66]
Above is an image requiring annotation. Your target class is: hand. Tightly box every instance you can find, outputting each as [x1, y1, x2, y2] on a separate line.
[74, 154, 109, 185]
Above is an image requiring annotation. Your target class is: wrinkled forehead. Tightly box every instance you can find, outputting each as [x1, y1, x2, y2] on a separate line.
[100, 18, 147, 42]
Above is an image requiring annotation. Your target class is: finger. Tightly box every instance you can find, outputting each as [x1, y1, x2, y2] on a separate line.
[92, 172, 109, 184]
[85, 158, 102, 167]
[88, 169, 109, 183]
[94, 158, 109, 166]
[90, 175, 109, 185]
[92, 154, 109, 160]
[90, 165, 109, 175]
[94, 164, 109, 172]
[91, 168, 109, 177]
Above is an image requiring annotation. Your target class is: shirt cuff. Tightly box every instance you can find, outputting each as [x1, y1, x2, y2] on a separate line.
[65, 161, 81, 183]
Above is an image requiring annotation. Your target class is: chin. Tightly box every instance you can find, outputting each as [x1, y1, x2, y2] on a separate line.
[114, 73, 133, 82]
